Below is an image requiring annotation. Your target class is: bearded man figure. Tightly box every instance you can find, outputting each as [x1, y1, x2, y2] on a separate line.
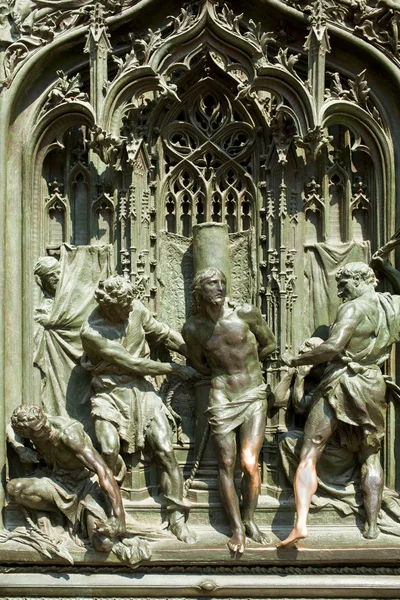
[182, 268, 276, 553]
[81, 275, 197, 544]
[278, 262, 400, 548]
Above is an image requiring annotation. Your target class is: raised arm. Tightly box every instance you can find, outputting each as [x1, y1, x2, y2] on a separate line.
[372, 259, 400, 295]
[370, 232, 400, 294]
[7, 423, 39, 464]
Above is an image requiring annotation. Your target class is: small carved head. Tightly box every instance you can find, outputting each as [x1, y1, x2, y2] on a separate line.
[192, 267, 227, 314]
[336, 261, 378, 302]
[11, 405, 49, 438]
[34, 256, 61, 297]
[95, 275, 135, 321]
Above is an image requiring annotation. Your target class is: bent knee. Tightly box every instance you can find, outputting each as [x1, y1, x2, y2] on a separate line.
[154, 447, 177, 467]
[241, 456, 259, 477]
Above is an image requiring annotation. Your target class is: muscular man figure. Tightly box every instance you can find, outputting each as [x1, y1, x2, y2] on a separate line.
[7, 404, 125, 552]
[81, 275, 196, 544]
[278, 261, 400, 547]
[182, 268, 276, 553]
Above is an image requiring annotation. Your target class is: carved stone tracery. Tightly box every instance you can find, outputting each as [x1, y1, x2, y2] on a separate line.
[1, 0, 400, 572]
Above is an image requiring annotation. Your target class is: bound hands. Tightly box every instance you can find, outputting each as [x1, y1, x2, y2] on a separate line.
[172, 364, 201, 381]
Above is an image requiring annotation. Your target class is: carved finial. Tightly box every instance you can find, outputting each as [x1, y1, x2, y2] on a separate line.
[351, 178, 370, 211]
[304, 0, 331, 53]
[304, 0, 331, 113]
[279, 182, 288, 218]
[84, 3, 112, 117]
[303, 177, 324, 213]
[85, 3, 111, 48]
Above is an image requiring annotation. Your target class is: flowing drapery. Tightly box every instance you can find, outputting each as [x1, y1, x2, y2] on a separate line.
[34, 244, 113, 430]
[304, 242, 370, 336]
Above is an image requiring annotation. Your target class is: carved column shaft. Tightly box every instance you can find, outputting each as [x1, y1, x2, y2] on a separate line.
[193, 223, 231, 294]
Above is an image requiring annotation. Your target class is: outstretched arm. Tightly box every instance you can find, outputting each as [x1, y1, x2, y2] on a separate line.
[164, 329, 189, 357]
[81, 325, 190, 379]
[283, 304, 357, 367]
[64, 429, 126, 537]
[141, 305, 188, 356]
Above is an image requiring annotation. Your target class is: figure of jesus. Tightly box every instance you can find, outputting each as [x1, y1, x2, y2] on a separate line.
[182, 268, 276, 553]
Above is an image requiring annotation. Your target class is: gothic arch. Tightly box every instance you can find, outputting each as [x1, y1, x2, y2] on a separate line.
[1, 0, 400, 526]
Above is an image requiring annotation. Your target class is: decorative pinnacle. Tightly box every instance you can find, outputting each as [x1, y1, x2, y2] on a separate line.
[309, 0, 328, 30]
[84, 2, 111, 50]
[304, 0, 331, 53]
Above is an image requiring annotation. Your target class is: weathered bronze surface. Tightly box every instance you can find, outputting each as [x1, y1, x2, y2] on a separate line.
[81, 274, 197, 543]
[2, 0, 400, 595]
[7, 404, 129, 557]
[183, 268, 275, 553]
[278, 260, 400, 547]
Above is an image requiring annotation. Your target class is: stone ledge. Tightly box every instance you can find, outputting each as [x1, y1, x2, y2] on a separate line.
[0, 572, 399, 598]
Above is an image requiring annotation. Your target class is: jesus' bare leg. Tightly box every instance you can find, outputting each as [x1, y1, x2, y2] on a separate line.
[213, 429, 246, 553]
[240, 409, 270, 545]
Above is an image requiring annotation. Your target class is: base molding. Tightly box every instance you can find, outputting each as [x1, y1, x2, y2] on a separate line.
[0, 568, 399, 599]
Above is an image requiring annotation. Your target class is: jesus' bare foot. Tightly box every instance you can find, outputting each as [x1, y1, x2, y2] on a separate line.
[363, 522, 379, 540]
[244, 520, 271, 545]
[276, 525, 307, 548]
[227, 529, 246, 553]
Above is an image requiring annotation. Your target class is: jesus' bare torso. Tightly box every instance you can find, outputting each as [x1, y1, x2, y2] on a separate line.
[190, 303, 266, 402]
[183, 268, 275, 553]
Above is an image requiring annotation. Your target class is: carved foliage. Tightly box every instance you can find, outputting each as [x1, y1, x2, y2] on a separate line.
[278, 0, 400, 63]
[87, 125, 126, 170]
[39, 71, 89, 118]
[325, 70, 383, 126]
[295, 125, 333, 161]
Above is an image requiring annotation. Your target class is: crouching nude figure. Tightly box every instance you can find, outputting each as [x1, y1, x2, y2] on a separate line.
[7, 404, 126, 552]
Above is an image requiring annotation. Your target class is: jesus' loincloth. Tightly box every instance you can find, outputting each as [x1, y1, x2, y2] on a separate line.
[205, 383, 267, 437]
